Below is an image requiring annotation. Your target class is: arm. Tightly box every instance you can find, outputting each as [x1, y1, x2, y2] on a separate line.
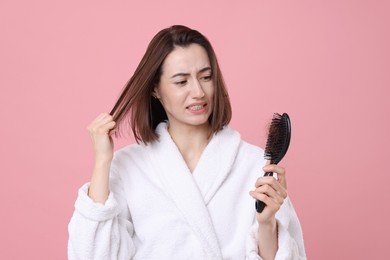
[246, 197, 306, 260]
[249, 163, 286, 260]
[257, 218, 278, 260]
[68, 113, 136, 259]
[248, 164, 306, 260]
[87, 112, 115, 203]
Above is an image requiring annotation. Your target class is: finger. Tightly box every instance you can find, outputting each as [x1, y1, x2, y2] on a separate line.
[108, 127, 117, 136]
[87, 113, 112, 130]
[254, 184, 285, 205]
[99, 116, 115, 128]
[89, 115, 114, 130]
[249, 191, 270, 205]
[263, 164, 285, 175]
[255, 176, 288, 199]
[95, 112, 111, 121]
[96, 121, 116, 134]
[249, 191, 281, 212]
[263, 164, 287, 190]
[88, 121, 116, 136]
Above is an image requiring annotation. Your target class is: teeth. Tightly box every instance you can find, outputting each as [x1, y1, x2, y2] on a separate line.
[188, 105, 204, 111]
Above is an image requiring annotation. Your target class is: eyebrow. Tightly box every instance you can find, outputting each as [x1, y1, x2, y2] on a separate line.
[170, 67, 212, 79]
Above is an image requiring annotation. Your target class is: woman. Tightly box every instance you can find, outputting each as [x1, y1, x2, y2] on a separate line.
[68, 25, 306, 260]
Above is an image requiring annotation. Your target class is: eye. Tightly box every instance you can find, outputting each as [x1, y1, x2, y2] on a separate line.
[175, 80, 187, 86]
[200, 75, 212, 82]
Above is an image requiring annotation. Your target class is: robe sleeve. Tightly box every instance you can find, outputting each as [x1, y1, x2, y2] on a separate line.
[68, 165, 136, 260]
[245, 197, 307, 260]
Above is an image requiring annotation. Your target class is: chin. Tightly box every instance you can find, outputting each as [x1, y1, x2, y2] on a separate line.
[167, 112, 212, 128]
[187, 117, 211, 127]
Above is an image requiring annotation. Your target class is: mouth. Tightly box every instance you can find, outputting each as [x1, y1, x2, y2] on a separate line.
[186, 103, 207, 111]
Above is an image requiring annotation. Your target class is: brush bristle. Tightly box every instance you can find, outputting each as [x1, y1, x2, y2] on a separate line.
[264, 113, 291, 165]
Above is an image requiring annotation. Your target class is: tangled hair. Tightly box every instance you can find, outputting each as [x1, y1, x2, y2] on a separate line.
[110, 25, 232, 144]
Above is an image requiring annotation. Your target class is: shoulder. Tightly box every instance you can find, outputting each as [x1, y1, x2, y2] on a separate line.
[111, 142, 149, 170]
[223, 125, 264, 156]
[239, 140, 264, 158]
[237, 140, 265, 169]
[223, 125, 265, 163]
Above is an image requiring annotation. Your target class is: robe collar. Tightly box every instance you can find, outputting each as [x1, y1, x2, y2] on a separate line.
[146, 122, 241, 259]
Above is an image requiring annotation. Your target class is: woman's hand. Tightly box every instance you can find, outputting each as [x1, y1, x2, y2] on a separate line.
[87, 112, 116, 164]
[249, 163, 288, 224]
[87, 113, 116, 203]
[249, 163, 288, 259]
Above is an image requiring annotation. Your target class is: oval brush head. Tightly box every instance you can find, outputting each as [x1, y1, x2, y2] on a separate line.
[256, 113, 291, 213]
[264, 113, 291, 165]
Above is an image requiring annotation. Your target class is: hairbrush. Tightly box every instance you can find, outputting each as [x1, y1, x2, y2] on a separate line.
[255, 113, 291, 213]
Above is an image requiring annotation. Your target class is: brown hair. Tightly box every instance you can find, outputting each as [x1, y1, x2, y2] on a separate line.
[110, 25, 232, 144]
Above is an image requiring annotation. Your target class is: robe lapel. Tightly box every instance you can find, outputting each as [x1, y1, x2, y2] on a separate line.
[146, 122, 223, 259]
[192, 126, 241, 204]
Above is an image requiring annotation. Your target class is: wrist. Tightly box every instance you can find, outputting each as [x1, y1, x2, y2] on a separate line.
[94, 159, 112, 171]
[257, 217, 278, 260]
[258, 217, 277, 230]
[95, 155, 112, 165]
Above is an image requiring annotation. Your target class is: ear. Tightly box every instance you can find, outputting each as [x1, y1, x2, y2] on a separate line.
[152, 85, 161, 99]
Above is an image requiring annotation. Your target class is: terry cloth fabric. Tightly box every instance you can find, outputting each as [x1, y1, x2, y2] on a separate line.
[68, 122, 306, 259]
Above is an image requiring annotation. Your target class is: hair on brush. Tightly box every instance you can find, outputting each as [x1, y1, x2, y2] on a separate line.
[256, 113, 291, 213]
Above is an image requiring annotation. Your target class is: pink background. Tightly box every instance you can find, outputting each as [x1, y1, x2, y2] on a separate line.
[1, 0, 389, 259]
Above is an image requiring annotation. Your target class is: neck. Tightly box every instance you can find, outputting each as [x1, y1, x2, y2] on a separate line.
[167, 122, 212, 172]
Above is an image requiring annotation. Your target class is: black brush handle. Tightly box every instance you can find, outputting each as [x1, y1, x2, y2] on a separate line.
[255, 172, 274, 213]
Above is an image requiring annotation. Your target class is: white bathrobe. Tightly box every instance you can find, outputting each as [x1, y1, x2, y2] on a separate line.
[68, 122, 306, 260]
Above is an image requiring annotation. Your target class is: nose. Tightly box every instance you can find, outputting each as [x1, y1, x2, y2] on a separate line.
[190, 79, 205, 98]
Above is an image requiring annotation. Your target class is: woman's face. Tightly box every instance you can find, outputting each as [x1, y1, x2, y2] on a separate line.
[153, 43, 214, 130]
